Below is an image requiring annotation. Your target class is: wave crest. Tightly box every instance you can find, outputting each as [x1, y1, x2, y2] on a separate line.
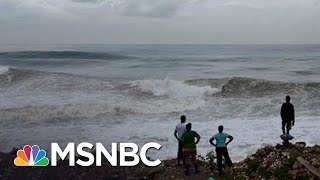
[186, 77, 320, 97]
[130, 79, 219, 98]
[0, 65, 9, 75]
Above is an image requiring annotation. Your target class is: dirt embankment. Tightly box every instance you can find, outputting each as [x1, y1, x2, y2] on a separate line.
[1, 143, 320, 180]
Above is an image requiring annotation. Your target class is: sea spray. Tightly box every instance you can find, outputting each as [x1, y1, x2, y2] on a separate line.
[130, 78, 219, 98]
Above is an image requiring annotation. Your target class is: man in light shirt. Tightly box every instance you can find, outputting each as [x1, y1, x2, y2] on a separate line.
[174, 115, 186, 165]
[209, 125, 233, 175]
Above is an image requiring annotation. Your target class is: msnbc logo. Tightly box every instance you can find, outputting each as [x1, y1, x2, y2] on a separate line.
[14, 145, 49, 166]
[13, 143, 161, 167]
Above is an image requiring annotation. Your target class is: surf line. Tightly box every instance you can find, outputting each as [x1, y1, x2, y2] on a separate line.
[51, 142, 161, 167]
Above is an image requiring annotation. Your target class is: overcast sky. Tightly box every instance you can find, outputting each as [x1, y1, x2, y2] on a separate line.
[0, 0, 320, 44]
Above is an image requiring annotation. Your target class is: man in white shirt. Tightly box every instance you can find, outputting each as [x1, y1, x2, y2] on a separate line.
[174, 115, 186, 165]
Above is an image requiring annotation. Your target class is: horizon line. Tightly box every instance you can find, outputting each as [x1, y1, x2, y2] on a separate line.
[1, 43, 320, 46]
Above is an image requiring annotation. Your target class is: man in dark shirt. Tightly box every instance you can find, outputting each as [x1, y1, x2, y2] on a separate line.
[281, 95, 295, 135]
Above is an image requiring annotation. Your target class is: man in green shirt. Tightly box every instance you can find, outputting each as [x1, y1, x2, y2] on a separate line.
[180, 123, 201, 175]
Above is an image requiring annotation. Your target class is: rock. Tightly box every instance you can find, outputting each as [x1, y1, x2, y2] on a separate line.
[147, 163, 165, 176]
[295, 142, 306, 148]
[281, 152, 290, 158]
[233, 166, 244, 173]
[303, 149, 311, 154]
[264, 144, 274, 153]
[293, 161, 302, 169]
[275, 143, 283, 149]
[250, 172, 259, 179]
[288, 170, 297, 178]
[258, 149, 266, 156]
[3, 144, 320, 180]
[267, 155, 277, 165]
[311, 158, 318, 167]
[212, 169, 219, 174]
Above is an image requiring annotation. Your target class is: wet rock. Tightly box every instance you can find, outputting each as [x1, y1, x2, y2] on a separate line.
[232, 166, 244, 173]
[310, 158, 319, 167]
[267, 155, 277, 165]
[147, 163, 165, 176]
[257, 149, 266, 156]
[293, 161, 302, 169]
[2, 142, 320, 180]
[288, 170, 297, 179]
[295, 142, 306, 148]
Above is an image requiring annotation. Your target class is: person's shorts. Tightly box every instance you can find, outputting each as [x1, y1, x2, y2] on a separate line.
[182, 148, 197, 157]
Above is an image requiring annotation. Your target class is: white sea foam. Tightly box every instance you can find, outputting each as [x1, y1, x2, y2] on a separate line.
[130, 78, 219, 98]
[2, 115, 319, 162]
[0, 97, 208, 122]
[0, 65, 9, 75]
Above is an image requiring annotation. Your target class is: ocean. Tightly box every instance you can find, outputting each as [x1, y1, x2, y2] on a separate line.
[0, 44, 320, 162]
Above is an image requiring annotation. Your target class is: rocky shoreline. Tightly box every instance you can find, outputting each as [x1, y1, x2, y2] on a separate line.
[1, 142, 320, 180]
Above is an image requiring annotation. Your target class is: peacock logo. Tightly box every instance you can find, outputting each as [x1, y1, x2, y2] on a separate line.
[14, 145, 49, 166]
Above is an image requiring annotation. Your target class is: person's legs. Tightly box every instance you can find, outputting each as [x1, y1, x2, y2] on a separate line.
[221, 147, 233, 167]
[192, 150, 199, 174]
[190, 155, 199, 174]
[216, 148, 223, 175]
[183, 149, 192, 175]
[184, 156, 191, 175]
[177, 142, 183, 165]
[286, 122, 291, 134]
[282, 121, 286, 135]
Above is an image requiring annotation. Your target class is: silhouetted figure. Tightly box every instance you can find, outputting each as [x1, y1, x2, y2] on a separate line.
[174, 115, 186, 165]
[209, 125, 233, 176]
[281, 95, 295, 135]
[180, 123, 201, 175]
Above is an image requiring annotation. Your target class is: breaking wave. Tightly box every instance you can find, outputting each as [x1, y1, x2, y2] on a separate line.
[130, 79, 219, 98]
[0, 65, 9, 75]
[186, 77, 320, 97]
[1, 67, 320, 122]
[2, 67, 320, 98]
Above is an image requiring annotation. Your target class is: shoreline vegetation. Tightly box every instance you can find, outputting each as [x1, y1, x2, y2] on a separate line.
[1, 142, 320, 180]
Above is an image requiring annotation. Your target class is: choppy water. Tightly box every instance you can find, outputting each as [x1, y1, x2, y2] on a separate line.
[0, 44, 319, 161]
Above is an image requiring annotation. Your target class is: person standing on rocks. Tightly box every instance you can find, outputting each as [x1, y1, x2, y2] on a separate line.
[281, 95, 295, 135]
[209, 125, 233, 175]
[180, 123, 201, 175]
[174, 115, 186, 165]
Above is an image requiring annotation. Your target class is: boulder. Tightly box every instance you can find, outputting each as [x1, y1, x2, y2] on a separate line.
[295, 142, 306, 148]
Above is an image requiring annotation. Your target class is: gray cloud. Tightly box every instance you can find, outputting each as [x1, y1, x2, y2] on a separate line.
[66, 0, 196, 18]
[6, 0, 195, 18]
[0, 0, 319, 44]
[117, 0, 182, 18]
